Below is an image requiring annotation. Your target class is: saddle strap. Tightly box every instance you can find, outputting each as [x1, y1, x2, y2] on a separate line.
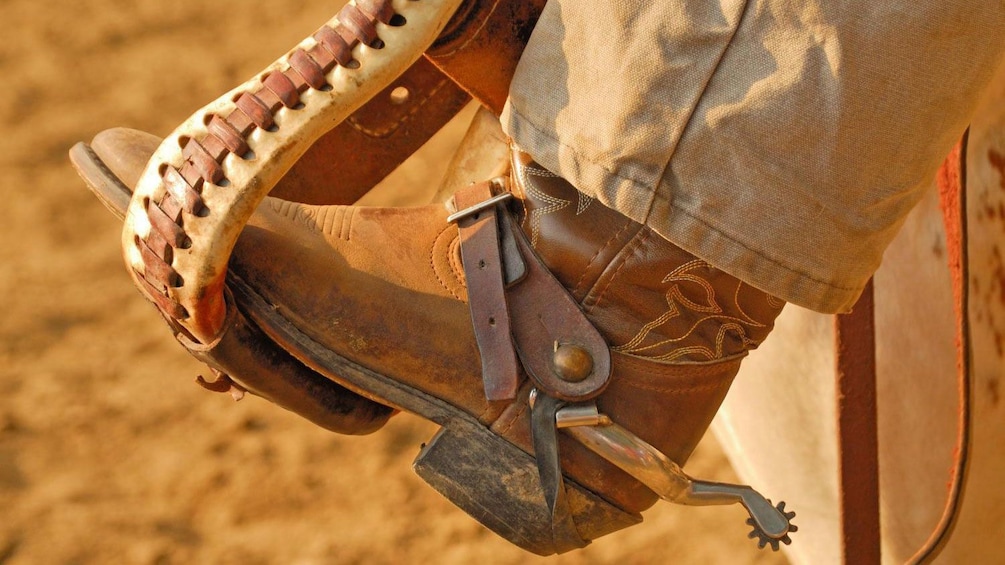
[835, 278, 880, 564]
[834, 133, 973, 564]
[909, 133, 973, 563]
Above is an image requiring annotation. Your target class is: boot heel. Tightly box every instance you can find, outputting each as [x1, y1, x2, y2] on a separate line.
[413, 418, 641, 555]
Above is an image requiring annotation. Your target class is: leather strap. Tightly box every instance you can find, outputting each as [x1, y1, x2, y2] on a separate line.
[909, 133, 972, 563]
[426, 0, 547, 114]
[530, 392, 588, 552]
[273, 57, 471, 205]
[452, 182, 521, 401]
[834, 133, 973, 564]
[450, 182, 612, 402]
[504, 212, 612, 402]
[449, 180, 610, 550]
[834, 279, 881, 565]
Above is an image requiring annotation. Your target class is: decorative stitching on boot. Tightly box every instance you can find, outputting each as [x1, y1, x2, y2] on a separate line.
[575, 191, 593, 215]
[731, 282, 770, 328]
[515, 160, 567, 247]
[430, 225, 466, 301]
[588, 230, 770, 363]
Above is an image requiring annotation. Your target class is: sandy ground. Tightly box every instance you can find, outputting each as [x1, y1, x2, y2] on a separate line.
[0, 2, 789, 563]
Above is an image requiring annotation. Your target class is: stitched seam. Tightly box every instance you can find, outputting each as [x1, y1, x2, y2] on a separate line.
[508, 104, 656, 188]
[616, 380, 729, 394]
[646, 0, 754, 224]
[494, 399, 529, 435]
[430, 0, 503, 59]
[572, 221, 638, 297]
[346, 78, 451, 138]
[447, 235, 466, 290]
[618, 351, 745, 372]
[583, 229, 650, 314]
[670, 204, 861, 291]
[431, 226, 465, 301]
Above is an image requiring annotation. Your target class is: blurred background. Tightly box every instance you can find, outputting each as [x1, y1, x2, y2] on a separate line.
[0, 1, 786, 563]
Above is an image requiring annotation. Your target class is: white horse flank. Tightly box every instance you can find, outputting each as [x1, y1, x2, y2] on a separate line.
[714, 65, 1005, 563]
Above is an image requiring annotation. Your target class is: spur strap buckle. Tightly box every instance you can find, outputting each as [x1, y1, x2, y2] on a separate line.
[446, 182, 512, 224]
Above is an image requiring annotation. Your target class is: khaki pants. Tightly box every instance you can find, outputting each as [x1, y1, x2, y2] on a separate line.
[501, 0, 1005, 313]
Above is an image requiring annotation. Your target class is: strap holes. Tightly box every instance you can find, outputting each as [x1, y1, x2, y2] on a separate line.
[389, 86, 410, 105]
[388, 14, 406, 26]
[488, 317, 496, 326]
[478, 259, 486, 269]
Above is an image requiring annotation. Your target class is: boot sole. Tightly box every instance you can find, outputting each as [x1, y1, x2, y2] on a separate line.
[228, 274, 641, 555]
[71, 143, 642, 554]
[69, 142, 132, 221]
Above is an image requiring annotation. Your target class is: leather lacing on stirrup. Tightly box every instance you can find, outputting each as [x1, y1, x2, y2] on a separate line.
[133, 0, 404, 323]
[446, 180, 798, 552]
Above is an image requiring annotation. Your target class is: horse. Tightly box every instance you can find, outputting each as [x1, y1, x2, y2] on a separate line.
[713, 62, 1005, 563]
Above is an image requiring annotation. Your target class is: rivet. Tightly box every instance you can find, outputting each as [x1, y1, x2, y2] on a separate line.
[552, 343, 594, 383]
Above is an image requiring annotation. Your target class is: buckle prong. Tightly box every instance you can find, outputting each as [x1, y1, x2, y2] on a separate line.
[447, 192, 513, 224]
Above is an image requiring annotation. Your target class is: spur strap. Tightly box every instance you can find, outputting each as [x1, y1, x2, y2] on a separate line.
[448, 181, 612, 403]
[531, 392, 588, 552]
[447, 180, 615, 551]
[451, 181, 521, 401]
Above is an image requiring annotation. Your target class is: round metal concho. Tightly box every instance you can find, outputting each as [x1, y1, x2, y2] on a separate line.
[552, 343, 594, 383]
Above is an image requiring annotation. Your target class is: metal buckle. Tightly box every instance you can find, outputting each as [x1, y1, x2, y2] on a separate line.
[446, 183, 512, 224]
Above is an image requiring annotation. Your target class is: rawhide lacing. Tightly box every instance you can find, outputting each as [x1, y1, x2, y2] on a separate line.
[133, 0, 402, 320]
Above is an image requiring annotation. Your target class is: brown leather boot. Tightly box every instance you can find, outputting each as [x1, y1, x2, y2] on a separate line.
[71, 0, 793, 551]
[222, 147, 787, 554]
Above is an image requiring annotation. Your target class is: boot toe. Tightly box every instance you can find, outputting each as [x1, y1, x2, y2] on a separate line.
[89, 127, 162, 190]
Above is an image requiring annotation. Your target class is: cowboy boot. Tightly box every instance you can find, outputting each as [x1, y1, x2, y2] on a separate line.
[70, 126, 398, 435]
[220, 147, 788, 554]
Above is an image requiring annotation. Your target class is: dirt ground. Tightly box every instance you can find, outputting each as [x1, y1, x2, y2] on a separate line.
[0, 2, 788, 563]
